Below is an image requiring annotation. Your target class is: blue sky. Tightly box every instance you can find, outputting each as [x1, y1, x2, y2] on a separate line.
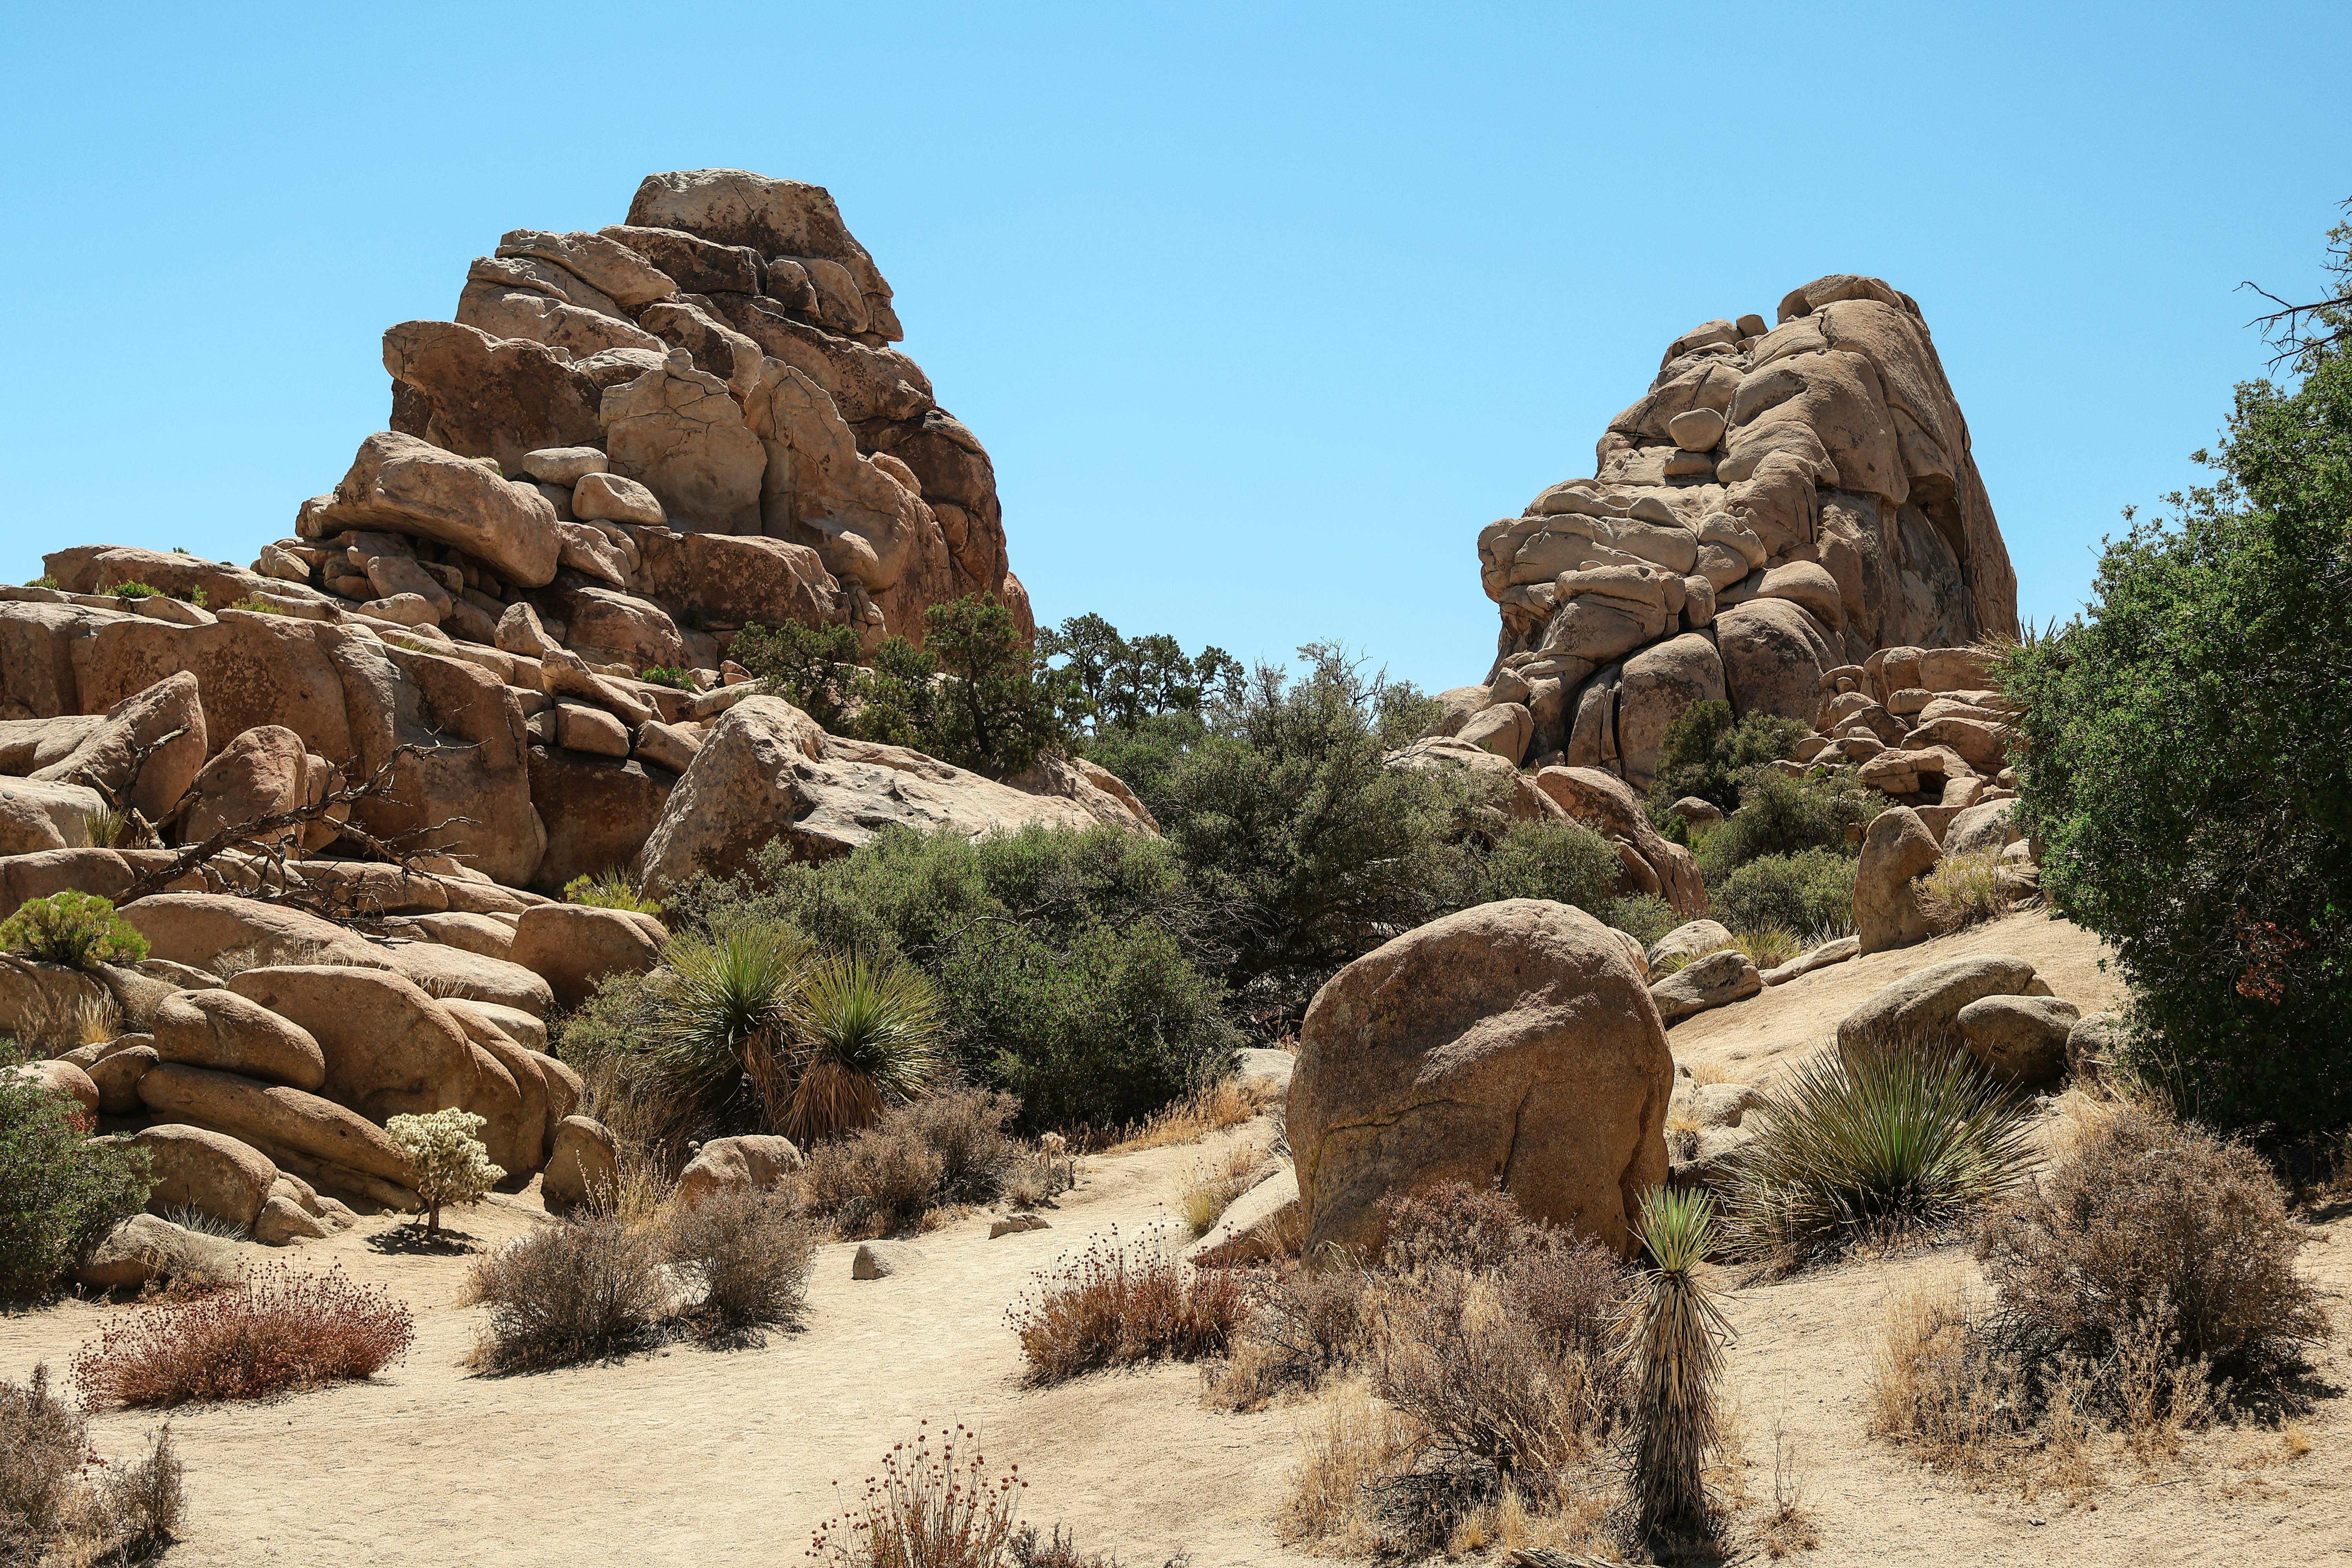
[4, 2, 2346, 693]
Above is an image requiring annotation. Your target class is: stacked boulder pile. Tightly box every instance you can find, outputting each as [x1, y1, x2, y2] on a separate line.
[1428, 274, 2017, 790]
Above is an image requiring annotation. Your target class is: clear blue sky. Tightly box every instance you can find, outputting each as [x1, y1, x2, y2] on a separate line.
[5, 2, 2346, 693]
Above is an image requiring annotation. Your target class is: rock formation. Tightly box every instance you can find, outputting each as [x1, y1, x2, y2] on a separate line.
[1433, 275, 2018, 789]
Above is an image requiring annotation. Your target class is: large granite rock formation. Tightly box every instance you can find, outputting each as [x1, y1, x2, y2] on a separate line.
[1441, 276, 2018, 784]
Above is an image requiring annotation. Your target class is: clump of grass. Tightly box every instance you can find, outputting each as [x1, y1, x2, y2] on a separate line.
[1916, 849, 2011, 933]
[1733, 922, 1805, 970]
[1179, 1138, 1269, 1236]
[1008, 1230, 1247, 1384]
[72, 1265, 414, 1407]
[563, 869, 662, 916]
[639, 666, 693, 691]
[1112, 1074, 1268, 1152]
[1617, 1187, 1730, 1543]
[1723, 1047, 2035, 1271]
[807, 1421, 1024, 1566]
[83, 801, 126, 849]
[1, 1366, 185, 1562]
[227, 595, 287, 615]
[465, 1219, 670, 1371]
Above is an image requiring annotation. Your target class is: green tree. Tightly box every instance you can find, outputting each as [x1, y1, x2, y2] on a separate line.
[731, 619, 862, 731]
[2001, 217, 2352, 1137]
[1, 1054, 151, 1300]
[920, 594, 1067, 779]
[1646, 700, 1810, 818]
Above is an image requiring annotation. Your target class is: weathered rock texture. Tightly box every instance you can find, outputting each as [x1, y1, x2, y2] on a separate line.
[1445, 278, 2017, 779]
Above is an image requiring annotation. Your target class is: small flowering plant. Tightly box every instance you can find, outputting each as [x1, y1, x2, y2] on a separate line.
[806, 1421, 1027, 1566]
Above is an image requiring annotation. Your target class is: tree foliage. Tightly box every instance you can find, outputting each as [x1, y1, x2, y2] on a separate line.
[2001, 223, 2352, 1136]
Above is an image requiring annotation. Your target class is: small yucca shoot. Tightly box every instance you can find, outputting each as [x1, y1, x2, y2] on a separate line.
[1618, 1185, 1731, 1540]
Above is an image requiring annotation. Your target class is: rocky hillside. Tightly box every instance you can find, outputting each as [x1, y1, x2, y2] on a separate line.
[1434, 274, 2019, 789]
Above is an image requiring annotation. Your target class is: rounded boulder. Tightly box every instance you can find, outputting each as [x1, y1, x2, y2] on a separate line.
[508, 903, 665, 1011]
[1956, 994, 2081, 1086]
[675, 1133, 806, 1208]
[1288, 898, 1672, 1259]
[133, 1123, 278, 1233]
[541, 1114, 619, 1215]
[151, 988, 328, 1091]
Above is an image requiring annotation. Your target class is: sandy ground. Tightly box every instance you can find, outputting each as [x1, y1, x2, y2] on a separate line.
[3, 909, 2343, 1566]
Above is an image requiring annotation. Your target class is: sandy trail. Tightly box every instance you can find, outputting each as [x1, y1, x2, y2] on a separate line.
[4, 910, 2342, 1566]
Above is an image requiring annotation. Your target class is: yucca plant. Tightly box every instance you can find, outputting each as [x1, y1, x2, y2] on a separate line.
[786, 953, 943, 1142]
[1617, 1186, 1730, 1541]
[639, 921, 815, 1138]
[82, 801, 125, 849]
[1724, 1048, 2035, 1270]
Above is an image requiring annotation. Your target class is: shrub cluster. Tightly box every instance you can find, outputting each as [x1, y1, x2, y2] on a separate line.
[1007, 1230, 1249, 1384]
[1647, 700, 1809, 818]
[2, 1366, 184, 1563]
[562, 869, 662, 916]
[0, 891, 150, 969]
[73, 1265, 415, 1407]
[797, 1089, 1023, 1238]
[0, 1059, 151, 1302]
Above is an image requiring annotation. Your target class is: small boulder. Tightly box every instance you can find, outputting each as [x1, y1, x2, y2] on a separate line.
[1649, 947, 1762, 1023]
[851, 1240, 925, 1279]
[1855, 807, 1942, 954]
[1188, 1167, 1301, 1267]
[989, 1213, 1052, 1238]
[675, 1133, 804, 1207]
[252, 1192, 332, 1245]
[508, 903, 665, 1011]
[1836, 954, 2039, 1058]
[1648, 920, 1735, 969]
[133, 1123, 278, 1233]
[541, 1114, 619, 1216]
[1956, 995, 2081, 1086]
[74, 1213, 243, 1290]
[85, 1039, 159, 1116]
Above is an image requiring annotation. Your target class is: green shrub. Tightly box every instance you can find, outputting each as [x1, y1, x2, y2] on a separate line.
[104, 582, 159, 601]
[1605, 893, 1682, 948]
[730, 618, 862, 731]
[639, 665, 692, 690]
[634, 921, 815, 1146]
[27, 575, 57, 590]
[1695, 768, 1880, 882]
[227, 595, 285, 615]
[1711, 849, 1857, 941]
[0, 891, 150, 969]
[1996, 219, 2352, 1139]
[0, 1061, 152, 1301]
[563, 869, 661, 916]
[1647, 699, 1809, 816]
[1724, 1047, 2036, 1272]
[1472, 817, 1622, 911]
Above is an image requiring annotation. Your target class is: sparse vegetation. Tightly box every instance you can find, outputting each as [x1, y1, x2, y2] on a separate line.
[563, 869, 662, 916]
[807, 1421, 1025, 1567]
[103, 582, 160, 601]
[664, 1187, 813, 1339]
[639, 665, 693, 690]
[385, 1108, 504, 1238]
[83, 800, 126, 849]
[227, 594, 286, 614]
[466, 1218, 670, 1371]
[0, 890, 151, 969]
[1915, 849, 2012, 933]
[0, 1059, 151, 1301]
[1009, 1231, 1248, 1383]
[1711, 849, 1858, 944]
[797, 1089, 1023, 1238]
[1723, 1048, 2036, 1271]
[72, 1265, 415, 1407]
[2, 1366, 184, 1563]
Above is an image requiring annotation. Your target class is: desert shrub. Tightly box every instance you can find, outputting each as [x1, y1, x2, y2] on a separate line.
[1210, 1265, 1374, 1409]
[1179, 1137, 1270, 1236]
[889, 1088, 1021, 1203]
[104, 582, 159, 601]
[1733, 923, 1806, 970]
[2, 1366, 184, 1563]
[0, 1064, 150, 1301]
[385, 1108, 503, 1237]
[1975, 1106, 2327, 1393]
[227, 594, 285, 614]
[1915, 850, 2012, 933]
[1009, 1232, 1248, 1383]
[665, 1188, 813, 1337]
[786, 952, 944, 1142]
[0, 891, 150, 969]
[635, 920, 815, 1145]
[1114, 1076, 1269, 1151]
[466, 1219, 670, 1370]
[73, 1265, 414, 1406]
[1378, 1181, 1547, 1274]
[1470, 818, 1623, 913]
[639, 665, 692, 690]
[1693, 768, 1879, 882]
[807, 1421, 1024, 1567]
[1618, 1188, 1730, 1541]
[1724, 1048, 2036, 1270]
[1648, 700, 1810, 817]
[1604, 893, 1681, 949]
[1996, 228, 2352, 1137]
[1008, 1523, 1138, 1567]
[1711, 848, 1858, 941]
[731, 617, 862, 731]
[797, 1114, 948, 1239]
[563, 869, 661, 916]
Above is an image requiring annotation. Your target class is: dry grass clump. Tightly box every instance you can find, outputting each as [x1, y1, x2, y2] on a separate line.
[466, 1219, 670, 1371]
[12, 992, 122, 1054]
[72, 1265, 414, 1408]
[1178, 1138, 1271, 1237]
[797, 1088, 1024, 1240]
[2, 1366, 184, 1564]
[1008, 1230, 1249, 1385]
[808, 1421, 1024, 1566]
[1723, 1047, 2036, 1272]
[1733, 922, 1806, 971]
[1113, 1075, 1274, 1152]
[1916, 850, 2012, 933]
[1872, 1108, 2329, 1486]
[665, 1188, 814, 1341]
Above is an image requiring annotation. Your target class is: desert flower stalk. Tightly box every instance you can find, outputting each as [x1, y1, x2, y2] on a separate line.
[1617, 1185, 1731, 1540]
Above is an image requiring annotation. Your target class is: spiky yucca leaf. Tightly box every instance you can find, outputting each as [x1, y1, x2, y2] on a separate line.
[1618, 1186, 1730, 1539]
[639, 921, 815, 1135]
[786, 953, 944, 1142]
[1724, 1047, 2035, 1270]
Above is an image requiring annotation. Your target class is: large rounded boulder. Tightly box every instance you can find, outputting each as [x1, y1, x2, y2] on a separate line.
[1287, 898, 1673, 1259]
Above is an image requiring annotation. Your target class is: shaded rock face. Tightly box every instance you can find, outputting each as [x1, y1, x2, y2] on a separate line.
[1443, 278, 2017, 782]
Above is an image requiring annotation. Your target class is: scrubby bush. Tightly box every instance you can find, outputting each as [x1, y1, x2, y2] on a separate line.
[563, 869, 661, 916]
[0, 890, 150, 969]
[665, 1188, 813, 1338]
[1692, 768, 1879, 883]
[795, 1088, 1022, 1238]
[1975, 1106, 2326, 1390]
[1605, 893, 1681, 949]
[730, 617, 861, 731]
[807, 1421, 1024, 1567]
[1648, 700, 1809, 818]
[889, 1089, 1021, 1204]
[0, 1062, 151, 1301]
[633, 920, 815, 1147]
[385, 1108, 503, 1238]
[466, 1219, 669, 1370]
[1724, 1048, 2036, 1271]
[639, 665, 692, 690]
[73, 1265, 414, 1406]
[1469, 818, 1624, 913]
[1009, 1231, 1248, 1383]
[1998, 223, 2352, 1137]
[1915, 849, 2011, 934]
[104, 582, 159, 601]
[2, 1366, 183, 1563]
[1710, 848, 1857, 942]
